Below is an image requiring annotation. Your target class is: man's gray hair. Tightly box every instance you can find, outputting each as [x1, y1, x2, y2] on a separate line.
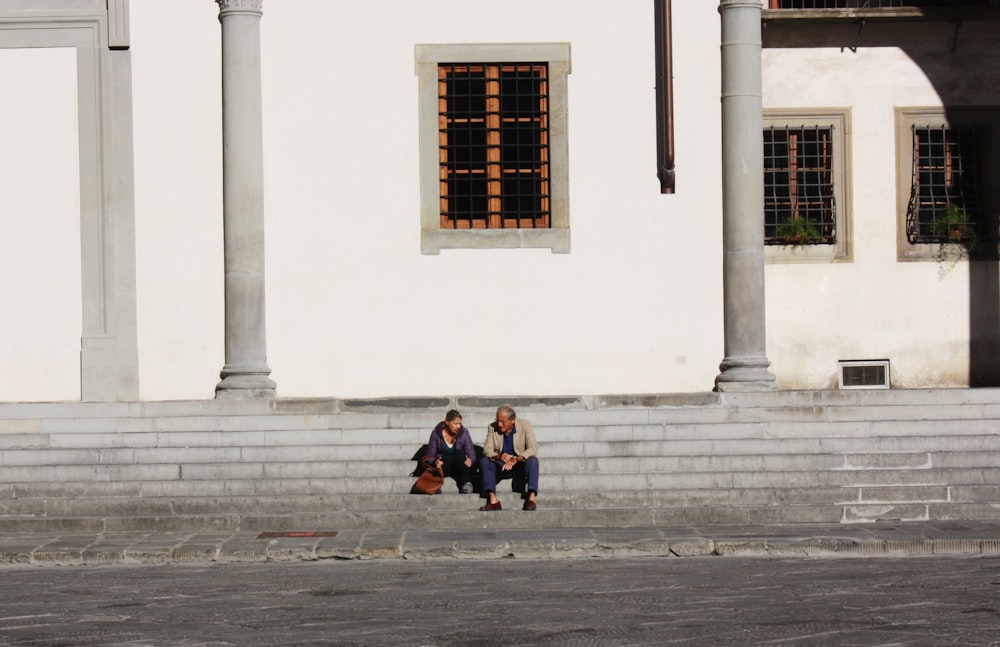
[496, 404, 516, 421]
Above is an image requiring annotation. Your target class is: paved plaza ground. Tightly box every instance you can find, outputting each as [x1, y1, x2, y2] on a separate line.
[0, 554, 998, 646]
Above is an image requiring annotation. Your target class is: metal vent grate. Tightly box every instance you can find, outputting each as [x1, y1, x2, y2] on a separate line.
[838, 360, 890, 389]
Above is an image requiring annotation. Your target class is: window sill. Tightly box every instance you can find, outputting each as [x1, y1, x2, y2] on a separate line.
[897, 242, 998, 262]
[765, 243, 851, 264]
[421, 228, 571, 255]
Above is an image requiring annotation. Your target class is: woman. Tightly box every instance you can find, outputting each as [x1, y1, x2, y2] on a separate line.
[426, 409, 476, 494]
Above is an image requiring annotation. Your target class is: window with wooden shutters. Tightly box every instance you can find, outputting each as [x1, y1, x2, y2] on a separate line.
[416, 44, 570, 255]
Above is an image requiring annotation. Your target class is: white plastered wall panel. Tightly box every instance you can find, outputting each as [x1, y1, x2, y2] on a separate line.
[127, 0, 725, 399]
[268, 0, 719, 398]
[0, 0, 139, 403]
[0, 47, 81, 401]
[130, 0, 224, 400]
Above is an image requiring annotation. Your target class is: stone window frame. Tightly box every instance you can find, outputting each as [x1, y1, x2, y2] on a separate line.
[896, 106, 1000, 262]
[416, 43, 571, 255]
[0, 0, 138, 401]
[764, 108, 853, 264]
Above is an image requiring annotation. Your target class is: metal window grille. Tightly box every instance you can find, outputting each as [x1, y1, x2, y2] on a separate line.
[838, 360, 890, 389]
[764, 125, 836, 245]
[769, 1, 989, 8]
[905, 124, 985, 245]
[438, 63, 550, 230]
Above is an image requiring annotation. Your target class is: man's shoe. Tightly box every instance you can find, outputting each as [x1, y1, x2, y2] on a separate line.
[523, 500, 536, 511]
[460, 482, 473, 494]
[479, 501, 502, 511]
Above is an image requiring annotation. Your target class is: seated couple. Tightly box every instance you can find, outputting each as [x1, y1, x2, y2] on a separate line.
[424, 405, 540, 511]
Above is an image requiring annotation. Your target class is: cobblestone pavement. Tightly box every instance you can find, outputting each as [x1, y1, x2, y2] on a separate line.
[1, 555, 999, 646]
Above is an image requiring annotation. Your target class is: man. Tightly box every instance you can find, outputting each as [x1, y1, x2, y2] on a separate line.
[479, 404, 539, 511]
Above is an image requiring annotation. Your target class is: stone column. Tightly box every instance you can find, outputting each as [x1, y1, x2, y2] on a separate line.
[715, 0, 776, 392]
[214, 0, 276, 398]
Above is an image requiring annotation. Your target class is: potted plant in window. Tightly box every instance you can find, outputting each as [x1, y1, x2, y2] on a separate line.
[775, 218, 824, 246]
[930, 202, 978, 248]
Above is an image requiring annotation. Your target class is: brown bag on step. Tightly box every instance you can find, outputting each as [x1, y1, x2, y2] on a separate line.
[411, 456, 444, 495]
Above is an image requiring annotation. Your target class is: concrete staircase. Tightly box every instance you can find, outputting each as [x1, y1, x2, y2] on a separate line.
[1, 389, 999, 533]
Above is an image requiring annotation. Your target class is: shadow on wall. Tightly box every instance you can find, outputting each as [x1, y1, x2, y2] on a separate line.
[970, 260, 1000, 386]
[764, 14, 1000, 386]
[910, 39, 1000, 386]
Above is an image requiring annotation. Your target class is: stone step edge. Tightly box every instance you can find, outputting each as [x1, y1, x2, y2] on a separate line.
[9, 413, 1000, 433]
[5, 456, 1000, 475]
[7, 525, 1000, 565]
[4, 496, 975, 517]
[3, 491, 994, 507]
[7, 444, 1000, 459]
[0, 504, 1000, 533]
[3, 387, 1000, 418]
[5, 466, 1000, 485]
[3, 484, 995, 504]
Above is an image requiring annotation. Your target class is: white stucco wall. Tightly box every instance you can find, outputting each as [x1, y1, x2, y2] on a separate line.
[131, 0, 224, 400]
[0, 47, 81, 401]
[129, 0, 725, 399]
[4, 2, 994, 401]
[763, 26, 1000, 389]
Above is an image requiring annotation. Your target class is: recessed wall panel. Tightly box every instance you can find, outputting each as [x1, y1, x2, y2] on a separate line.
[0, 47, 81, 401]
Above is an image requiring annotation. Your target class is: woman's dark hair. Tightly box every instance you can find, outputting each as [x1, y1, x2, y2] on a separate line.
[444, 409, 463, 422]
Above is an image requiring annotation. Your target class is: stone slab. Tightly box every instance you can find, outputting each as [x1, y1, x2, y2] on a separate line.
[0, 521, 997, 565]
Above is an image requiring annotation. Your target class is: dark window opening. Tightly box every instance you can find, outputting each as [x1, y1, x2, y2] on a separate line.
[906, 125, 987, 246]
[764, 126, 837, 245]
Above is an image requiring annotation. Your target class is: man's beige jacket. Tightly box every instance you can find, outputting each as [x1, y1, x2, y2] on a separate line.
[482, 418, 538, 459]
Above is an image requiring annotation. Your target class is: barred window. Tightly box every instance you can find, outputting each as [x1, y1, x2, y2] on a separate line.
[438, 63, 550, 230]
[905, 124, 985, 246]
[764, 125, 836, 246]
[896, 107, 1000, 261]
[416, 43, 570, 255]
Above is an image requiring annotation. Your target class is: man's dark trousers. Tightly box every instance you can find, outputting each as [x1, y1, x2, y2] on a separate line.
[480, 456, 539, 494]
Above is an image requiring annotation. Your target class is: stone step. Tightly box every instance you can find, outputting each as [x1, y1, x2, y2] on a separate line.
[3, 499, 1000, 534]
[0, 506, 843, 533]
[3, 400, 1000, 437]
[3, 387, 1000, 417]
[9, 478, 997, 501]
[4, 412, 1000, 447]
[2, 390, 999, 533]
[4, 435, 1000, 469]
[7, 481, 996, 518]
[3, 466, 1000, 495]
[0, 488, 849, 516]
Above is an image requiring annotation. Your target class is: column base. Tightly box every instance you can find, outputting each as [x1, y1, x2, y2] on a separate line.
[714, 357, 776, 392]
[215, 366, 276, 399]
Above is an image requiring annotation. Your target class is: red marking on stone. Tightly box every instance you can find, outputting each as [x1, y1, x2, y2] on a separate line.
[256, 531, 339, 538]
